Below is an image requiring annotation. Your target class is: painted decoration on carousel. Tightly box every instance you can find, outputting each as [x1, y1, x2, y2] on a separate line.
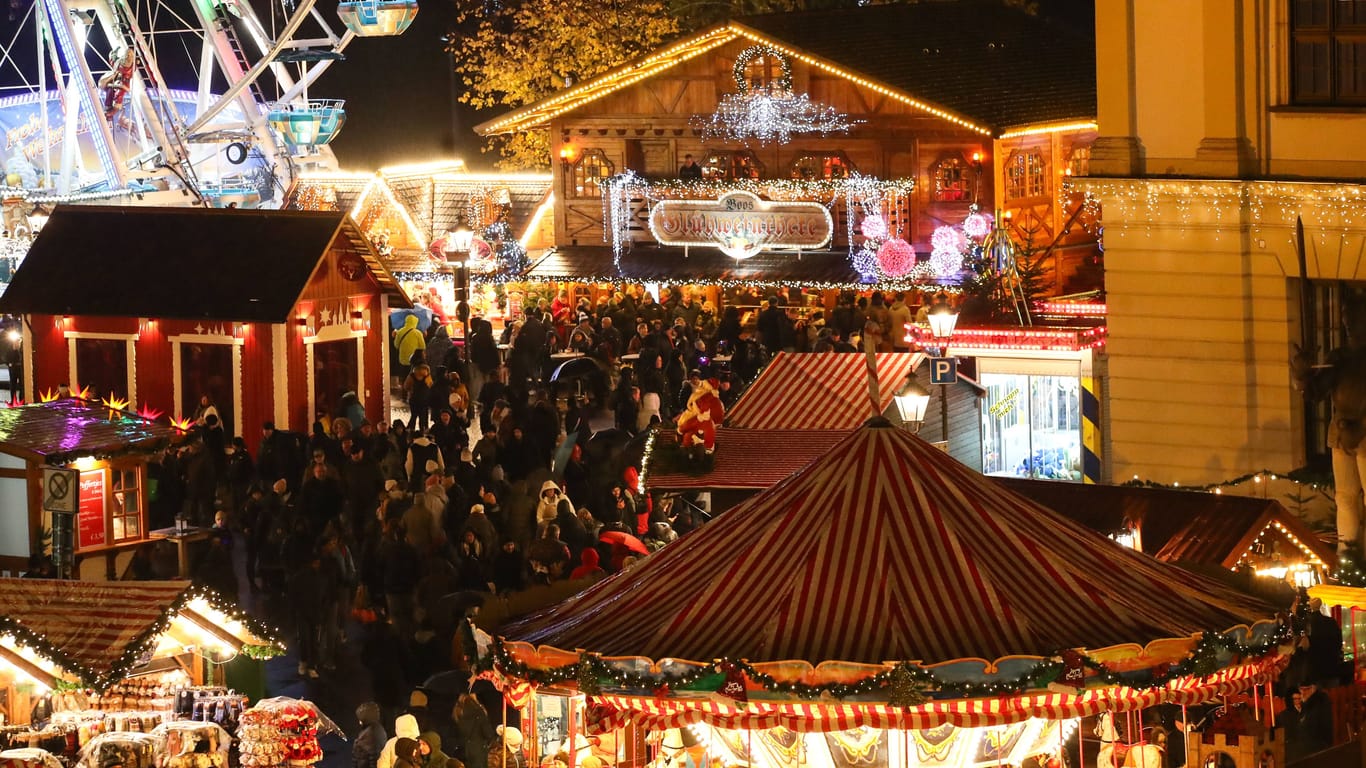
[648, 190, 832, 260]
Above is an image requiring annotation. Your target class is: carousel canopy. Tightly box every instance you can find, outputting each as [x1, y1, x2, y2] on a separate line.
[724, 352, 919, 429]
[0, 579, 280, 690]
[506, 423, 1276, 667]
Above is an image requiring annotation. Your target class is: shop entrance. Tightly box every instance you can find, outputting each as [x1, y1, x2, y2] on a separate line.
[313, 339, 358, 421]
[179, 341, 235, 434]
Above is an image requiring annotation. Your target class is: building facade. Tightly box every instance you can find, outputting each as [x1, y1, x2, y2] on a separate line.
[1076, 0, 1366, 485]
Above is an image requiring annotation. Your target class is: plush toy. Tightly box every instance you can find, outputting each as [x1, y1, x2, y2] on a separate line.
[676, 379, 724, 457]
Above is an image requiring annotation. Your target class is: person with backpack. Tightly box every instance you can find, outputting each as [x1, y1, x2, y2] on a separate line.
[404, 353, 434, 433]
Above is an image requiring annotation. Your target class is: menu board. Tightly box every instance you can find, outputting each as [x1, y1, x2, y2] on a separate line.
[77, 470, 106, 550]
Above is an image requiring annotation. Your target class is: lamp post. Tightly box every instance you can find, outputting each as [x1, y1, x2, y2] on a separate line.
[444, 221, 474, 348]
[926, 303, 959, 445]
[892, 376, 931, 433]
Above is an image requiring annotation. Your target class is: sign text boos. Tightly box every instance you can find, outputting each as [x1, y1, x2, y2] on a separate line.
[648, 191, 833, 250]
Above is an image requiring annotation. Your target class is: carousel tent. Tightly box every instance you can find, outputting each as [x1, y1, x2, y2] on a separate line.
[507, 422, 1276, 666]
[723, 352, 919, 429]
[0, 579, 280, 690]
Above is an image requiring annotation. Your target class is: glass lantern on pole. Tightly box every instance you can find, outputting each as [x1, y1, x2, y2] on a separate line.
[444, 223, 475, 343]
[893, 377, 931, 433]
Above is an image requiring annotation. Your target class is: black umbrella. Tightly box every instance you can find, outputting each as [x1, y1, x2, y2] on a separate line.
[422, 670, 471, 697]
[549, 356, 608, 382]
[437, 590, 487, 619]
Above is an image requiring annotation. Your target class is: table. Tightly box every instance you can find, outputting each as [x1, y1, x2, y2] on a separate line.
[148, 526, 212, 578]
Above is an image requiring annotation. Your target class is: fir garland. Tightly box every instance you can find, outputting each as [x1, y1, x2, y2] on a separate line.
[241, 644, 285, 661]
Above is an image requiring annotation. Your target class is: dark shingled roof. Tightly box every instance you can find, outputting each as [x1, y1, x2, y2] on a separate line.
[0, 206, 408, 322]
[736, 1, 1096, 131]
[0, 399, 179, 464]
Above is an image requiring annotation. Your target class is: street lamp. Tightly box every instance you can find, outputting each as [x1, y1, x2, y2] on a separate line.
[892, 376, 931, 433]
[444, 222, 474, 346]
[926, 303, 959, 444]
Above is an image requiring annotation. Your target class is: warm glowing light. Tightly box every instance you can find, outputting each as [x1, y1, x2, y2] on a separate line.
[906, 325, 1108, 352]
[71, 456, 99, 471]
[136, 404, 164, 422]
[520, 193, 556, 248]
[170, 415, 195, 432]
[997, 121, 1098, 139]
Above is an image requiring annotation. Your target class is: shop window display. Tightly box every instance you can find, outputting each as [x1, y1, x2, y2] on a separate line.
[789, 152, 853, 180]
[1004, 150, 1047, 200]
[700, 150, 764, 181]
[981, 372, 1081, 481]
[932, 156, 973, 202]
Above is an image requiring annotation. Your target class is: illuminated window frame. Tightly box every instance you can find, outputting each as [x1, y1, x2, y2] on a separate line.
[1067, 145, 1092, 177]
[571, 150, 614, 199]
[110, 466, 142, 542]
[734, 44, 793, 95]
[932, 156, 973, 202]
[701, 150, 766, 181]
[788, 151, 855, 181]
[1004, 149, 1047, 200]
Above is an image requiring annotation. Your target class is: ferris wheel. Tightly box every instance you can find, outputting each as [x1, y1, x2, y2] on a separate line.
[0, 0, 417, 208]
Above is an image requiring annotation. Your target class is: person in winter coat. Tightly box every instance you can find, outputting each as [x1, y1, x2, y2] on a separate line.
[455, 694, 496, 768]
[535, 481, 571, 535]
[394, 739, 422, 768]
[420, 731, 462, 768]
[378, 714, 422, 768]
[569, 547, 604, 581]
[406, 438, 445, 492]
[404, 359, 435, 433]
[486, 725, 526, 768]
[394, 315, 426, 373]
[354, 702, 388, 768]
[491, 540, 527, 594]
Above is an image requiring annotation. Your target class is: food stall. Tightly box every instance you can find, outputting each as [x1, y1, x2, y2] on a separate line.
[0, 579, 281, 764]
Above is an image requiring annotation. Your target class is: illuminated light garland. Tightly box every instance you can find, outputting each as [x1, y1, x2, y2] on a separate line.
[928, 247, 964, 278]
[962, 211, 992, 240]
[1035, 300, 1106, 316]
[732, 44, 793, 92]
[693, 91, 859, 144]
[876, 238, 915, 277]
[907, 325, 1108, 352]
[1121, 467, 1332, 493]
[472, 267, 951, 293]
[484, 616, 1294, 700]
[996, 121, 1098, 139]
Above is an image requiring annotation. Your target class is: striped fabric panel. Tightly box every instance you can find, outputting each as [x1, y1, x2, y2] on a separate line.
[506, 427, 1276, 667]
[0, 579, 190, 677]
[646, 429, 851, 490]
[583, 657, 1283, 733]
[725, 353, 919, 430]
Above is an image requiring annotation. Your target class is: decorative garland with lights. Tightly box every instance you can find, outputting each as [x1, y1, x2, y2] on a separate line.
[241, 644, 285, 661]
[0, 584, 284, 691]
[1120, 466, 1332, 493]
[485, 619, 1293, 702]
[732, 45, 793, 93]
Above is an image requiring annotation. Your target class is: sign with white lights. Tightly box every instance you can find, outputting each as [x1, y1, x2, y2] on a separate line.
[648, 190, 832, 259]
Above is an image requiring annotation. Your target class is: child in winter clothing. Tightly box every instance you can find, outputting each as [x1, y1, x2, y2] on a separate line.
[354, 702, 387, 768]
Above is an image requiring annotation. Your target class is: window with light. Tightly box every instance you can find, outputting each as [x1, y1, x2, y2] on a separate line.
[789, 152, 854, 180]
[932, 156, 973, 202]
[1004, 150, 1047, 200]
[1067, 145, 1092, 177]
[111, 467, 142, 541]
[981, 372, 1082, 481]
[571, 150, 613, 198]
[1289, 0, 1366, 105]
[742, 53, 787, 94]
[701, 150, 765, 181]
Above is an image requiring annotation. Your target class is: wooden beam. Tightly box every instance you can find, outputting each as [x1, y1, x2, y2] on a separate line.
[177, 609, 245, 651]
[0, 645, 58, 690]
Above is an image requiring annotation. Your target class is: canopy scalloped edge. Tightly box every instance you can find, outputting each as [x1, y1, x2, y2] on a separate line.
[494, 619, 1284, 695]
[574, 655, 1289, 734]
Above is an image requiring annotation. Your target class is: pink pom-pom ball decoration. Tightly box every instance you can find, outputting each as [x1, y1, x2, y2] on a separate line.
[860, 214, 889, 241]
[877, 237, 916, 277]
[929, 248, 964, 277]
[930, 225, 966, 254]
[962, 212, 992, 240]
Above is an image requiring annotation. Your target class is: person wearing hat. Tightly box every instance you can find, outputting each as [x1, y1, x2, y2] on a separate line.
[378, 714, 423, 768]
[393, 738, 422, 768]
[354, 702, 388, 768]
[487, 725, 526, 768]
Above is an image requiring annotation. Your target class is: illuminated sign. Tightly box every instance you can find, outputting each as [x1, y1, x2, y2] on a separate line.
[647, 190, 832, 259]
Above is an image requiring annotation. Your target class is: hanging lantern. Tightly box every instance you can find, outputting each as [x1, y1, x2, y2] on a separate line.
[337, 0, 419, 37]
[877, 237, 915, 277]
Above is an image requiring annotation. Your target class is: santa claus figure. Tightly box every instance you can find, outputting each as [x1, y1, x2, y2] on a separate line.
[676, 378, 724, 458]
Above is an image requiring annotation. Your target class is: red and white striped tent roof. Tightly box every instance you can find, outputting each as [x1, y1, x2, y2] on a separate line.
[0, 579, 278, 689]
[646, 428, 851, 490]
[506, 424, 1275, 666]
[724, 352, 919, 429]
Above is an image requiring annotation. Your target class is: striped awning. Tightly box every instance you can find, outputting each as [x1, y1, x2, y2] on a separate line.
[646, 429, 851, 490]
[725, 352, 920, 429]
[505, 425, 1276, 667]
[0, 579, 279, 689]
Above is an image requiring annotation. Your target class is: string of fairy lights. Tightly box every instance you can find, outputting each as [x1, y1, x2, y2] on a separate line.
[485, 615, 1295, 703]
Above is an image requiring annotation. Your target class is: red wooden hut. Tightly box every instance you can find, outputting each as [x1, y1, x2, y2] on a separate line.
[0, 206, 411, 450]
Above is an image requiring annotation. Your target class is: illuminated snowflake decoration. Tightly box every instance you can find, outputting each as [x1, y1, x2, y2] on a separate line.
[693, 91, 859, 144]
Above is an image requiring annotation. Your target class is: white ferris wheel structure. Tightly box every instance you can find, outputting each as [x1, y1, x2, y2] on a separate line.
[0, 0, 416, 209]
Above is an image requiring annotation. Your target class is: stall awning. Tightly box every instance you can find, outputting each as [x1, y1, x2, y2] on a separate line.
[724, 352, 919, 429]
[522, 246, 904, 289]
[646, 428, 851, 490]
[0, 579, 281, 689]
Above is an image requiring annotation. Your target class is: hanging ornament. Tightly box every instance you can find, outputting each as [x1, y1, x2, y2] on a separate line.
[877, 238, 915, 277]
[852, 246, 880, 283]
[860, 214, 888, 241]
[963, 211, 992, 240]
[929, 247, 963, 278]
[930, 225, 967, 254]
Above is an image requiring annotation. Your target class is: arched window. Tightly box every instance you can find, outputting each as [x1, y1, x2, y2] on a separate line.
[789, 151, 855, 181]
[734, 45, 793, 95]
[932, 156, 973, 202]
[571, 149, 613, 198]
[1004, 149, 1047, 200]
[701, 150, 766, 181]
[1067, 145, 1091, 177]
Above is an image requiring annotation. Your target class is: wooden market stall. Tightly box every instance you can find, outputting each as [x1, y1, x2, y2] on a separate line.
[0, 579, 281, 747]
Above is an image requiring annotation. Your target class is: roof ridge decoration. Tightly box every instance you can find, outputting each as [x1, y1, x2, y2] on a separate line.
[474, 21, 994, 137]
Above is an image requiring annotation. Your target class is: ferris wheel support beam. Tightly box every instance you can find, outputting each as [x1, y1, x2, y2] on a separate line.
[274, 30, 355, 104]
[183, 0, 319, 134]
[41, 0, 128, 189]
